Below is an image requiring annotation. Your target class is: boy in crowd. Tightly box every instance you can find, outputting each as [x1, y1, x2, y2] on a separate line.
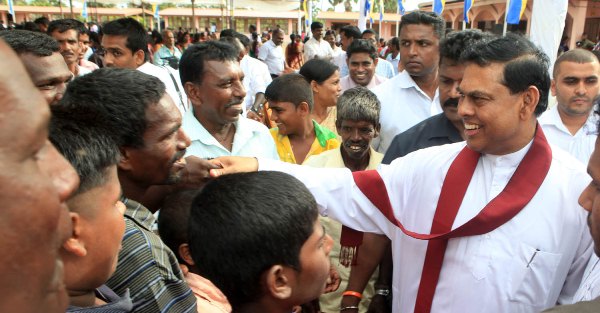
[158, 189, 232, 313]
[266, 73, 339, 164]
[188, 171, 334, 313]
[49, 107, 130, 312]
[304, 86, 384, 313]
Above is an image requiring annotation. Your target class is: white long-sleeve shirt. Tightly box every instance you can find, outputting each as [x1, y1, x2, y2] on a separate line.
[259, 140, 592, 313]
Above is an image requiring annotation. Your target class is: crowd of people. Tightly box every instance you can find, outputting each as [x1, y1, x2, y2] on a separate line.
[2, 9, 600, 313]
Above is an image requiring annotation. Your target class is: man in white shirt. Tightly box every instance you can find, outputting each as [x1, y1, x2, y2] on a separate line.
[304, 21, 334, 61]
[258, 28, 287, 78]
[47, 19, 92, 77]
[539, 49, 599, 164]
[211, 34, 592, 313]
[340, 39, 387, 91]
[101, 18, 189, 114]
[362, 29, 395, 79]
[371, 11, 443, 153]
[179, 41, 278, 160]
[335, 25, 362, 77]
[386, 37, 401, 76]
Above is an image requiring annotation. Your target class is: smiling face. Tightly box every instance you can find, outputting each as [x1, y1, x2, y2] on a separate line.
[0, 41, 79, 313]
[189, 60, 246, 128]
[579, 136, 600, 256]
[348, 52, 377, 87]
[324, 33, 336, 49]
[50, 29, 81, 66]
[20, 52, 73, 106]
[121, 94, 191, 186]
[552, 61, 600, 119]
[457, 62, 537, 155]
[338, 119, 379, 161]
[269, 101, 307, 136]
[399, 24, 439, 78]
[312, 27, 323, 41]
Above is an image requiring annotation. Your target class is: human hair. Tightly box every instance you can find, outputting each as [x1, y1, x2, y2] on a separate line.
[346, 39, 377, 60]
[219, 28, 236, 38]
[249, 24, 256, 32]
[336, 86, 380, 127]
[272, 27, 284, 37]
[461, 33, 550, 116]
[22, 22, 40, 32]
[325, 30, 336, 37]
[311, 21, 323, 31]
[219, 36, 242, 55]
[59, 67, 166, 148]
[553, 49, 599, 78]
[0, 29, 59, 56]
[439, 29, 495, 64]
[34, 16, 49, 27]
[188, 171, 318, 309]
[49, 106, 120, 196]
[47, 18, 85, 36]
[340, 25, 361, 40]
[399, 11, 445, 39]
[299, 59, 339, 84]
[102, 18, 149, 61]
[265, 73, 314, 110]
[361, 29, 378, 40]
[158, 189, 200, 265]
[389, 36, 400, 50]
[234, 32, 251, 49]
[179, 40, 238, 85]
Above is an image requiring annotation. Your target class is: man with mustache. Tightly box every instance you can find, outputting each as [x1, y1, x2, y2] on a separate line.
[47, 19, 92, 77]
[539, 49, 600, 164]
[383, 30, 493, 162]
[180, 41, 278, 159]
[371, 11, 444, 154]
[58, 68, 198, 313]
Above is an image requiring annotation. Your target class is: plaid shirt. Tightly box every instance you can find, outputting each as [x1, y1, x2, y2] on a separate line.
[106, 198, 196, 313]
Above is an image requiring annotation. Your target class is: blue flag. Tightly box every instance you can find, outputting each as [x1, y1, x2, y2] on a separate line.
[464, 0, 474, 23]
[397, 0, 405, 15]
[364, 0, 371, 17]
[7, 0, 14, 17]
[506, 0, 527, 25]
[81, 0, 88, 19]
[153, 4, 159, 19]
[433, 0, 445, 15]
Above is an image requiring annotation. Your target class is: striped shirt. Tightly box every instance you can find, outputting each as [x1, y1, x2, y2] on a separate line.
[106, 198, 197, 313]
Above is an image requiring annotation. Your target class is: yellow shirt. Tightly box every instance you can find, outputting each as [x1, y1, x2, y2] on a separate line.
[270, 120, 340, 164]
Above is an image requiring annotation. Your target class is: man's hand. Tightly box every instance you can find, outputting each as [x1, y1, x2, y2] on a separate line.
[179, 156, 222, 188]
[366, 294, 390, 313]
[209, 156, 259, 177]
[246, 110, 263, 123]
[323, 265, 341, 293]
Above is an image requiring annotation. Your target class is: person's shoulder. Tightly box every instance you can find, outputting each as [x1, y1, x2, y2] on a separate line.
[372, 74, 402, 95]
[304, 149, 339, 167]
[549, 143, 588, 174]
[240, 116, 270, 133]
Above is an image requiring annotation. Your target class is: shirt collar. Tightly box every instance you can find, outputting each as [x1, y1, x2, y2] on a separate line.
[121, 197, 156, 231]
[313, 120, 337, 147]
[183, 108, 258, 147]
[540, 105, 598, 136]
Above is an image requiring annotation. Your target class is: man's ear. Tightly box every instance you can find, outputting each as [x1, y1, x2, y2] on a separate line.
[134, 50, 146, 67]
[179, 243, 195, 266]
[264, 265, 293, 300]
[520, 85, 540, 120]
[373, 57, 379, 66]
[62, 212, 87, 257]
[298, 101, 311, 115]
[184, 82, 202, 103]
[374, 122, 381, 138]
[118, 146, 134, 171]
[550, 79, 557, 97]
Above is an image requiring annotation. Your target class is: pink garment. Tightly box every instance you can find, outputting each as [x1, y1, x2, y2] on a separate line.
[185, 271, 232, 313]
[80, 59, 99, 71]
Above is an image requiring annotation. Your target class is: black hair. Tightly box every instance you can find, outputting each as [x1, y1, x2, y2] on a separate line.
[311, 21, 323, 31]
[219, 36, 242, 55]
[34, 16, 50, 27]
[439, 29, 494, 63]
[339, 25, 361, 40]
[361, 29, 378, 40]
[346, 39, 377, 60]
[0, 29, 59, 56]
[47, 18, 85, 36]
[299, 59, 339, 84]
[388, 36, 400, 50]
[325, 30, 336, 37]
[461, 33, 550, 116]
[234, 32, 251, 49]
[22, 22, 40, 32]
[59, 67, 166, 148]
[219, 28, 236, 38]
[49, 105, 120, 195]
[179, 41, 238, 85]
[265, 73, 314, 110]
[158, 189, 200, 265]
[399, 11, 445, 39]
[336, 86, 380, 127]
[553, 49, 599, 78]
[188, 171, 318, 309]
[102, 18, 150, 61]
